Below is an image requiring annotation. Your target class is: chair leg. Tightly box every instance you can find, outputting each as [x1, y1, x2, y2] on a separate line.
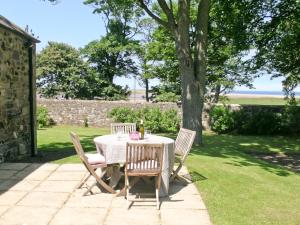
[77, 173, 91, 189]
[170, 163, 183, 183]
[126, 176, 130, 209]
[156, 175, 162, 210]
[83, 181, 97, 196]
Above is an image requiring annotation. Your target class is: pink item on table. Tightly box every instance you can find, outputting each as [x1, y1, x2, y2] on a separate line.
[129, 131, 140, 140]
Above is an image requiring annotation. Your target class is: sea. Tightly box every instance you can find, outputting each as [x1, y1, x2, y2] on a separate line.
[229, 90, 300, 96]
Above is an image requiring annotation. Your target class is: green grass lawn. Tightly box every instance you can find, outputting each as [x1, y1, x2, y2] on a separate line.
[36, 126, 300, 225]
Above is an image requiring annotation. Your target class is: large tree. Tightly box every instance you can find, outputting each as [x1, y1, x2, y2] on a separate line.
[37, 42, 89, 99]
[145, 0, 258, 103]
[83, 0, 143, 83]
[250, 0, 300, 97]
[135, 0, 210, 145]
[37, 42, 129, 100]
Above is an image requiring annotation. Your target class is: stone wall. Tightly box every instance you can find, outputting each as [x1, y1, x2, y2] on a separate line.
[38, 99, 212, 129]
[37, 99, 295, 131]
[0, 26, 35, 161]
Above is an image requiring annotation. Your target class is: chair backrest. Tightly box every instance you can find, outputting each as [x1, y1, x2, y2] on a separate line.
[70, 132, 90, 167]
[126, 143, 164, 172]
[174, 128, 196, 162]
[111, 123, 136, 134]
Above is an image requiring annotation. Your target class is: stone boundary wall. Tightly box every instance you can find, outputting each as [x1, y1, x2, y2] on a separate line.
[38, 100, 184, 127]
[37, 99, 291, 130]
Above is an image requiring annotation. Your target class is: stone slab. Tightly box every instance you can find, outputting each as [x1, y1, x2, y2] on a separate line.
[35, 180, 78, 193]
[17, 192, 69, 207]
[56, 164, 86, 172]
[47, 171, 86, 181]
[0, 206, 58, 225]
[16, 170, 53, 180]
[0, 163, 30, 170]
[105, 207, 160, 225]
[65, 190, 113, 208]
[0, 191, 27, 206]
[0, 179, 39, 191]
[26, 163, 60, 171]
[169, 182, 200, 196]
[161, 194, 207, 210]
[49, 207, 107, 225]
[0, 206, 9, 216]
[0, 170, 18, 179]
[161, 208, 212, 225]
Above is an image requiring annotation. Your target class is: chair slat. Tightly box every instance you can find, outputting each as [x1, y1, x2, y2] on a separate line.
[111, 123, 136, 134]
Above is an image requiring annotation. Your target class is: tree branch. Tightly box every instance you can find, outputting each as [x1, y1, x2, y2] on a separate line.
[157, 0, 176, 29]
[137, 0, 169, 28]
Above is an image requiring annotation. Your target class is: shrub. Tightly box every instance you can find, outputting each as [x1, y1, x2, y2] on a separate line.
[280, 99, 300, 134]
[155, 92, 180, 102]
[37, 106, 52, 128]
[84, 117, 89, 127]
[233, 110, 281, 135]
[210, 105, 300, 135]
[108, 107, 180, 133]
[210, 105, 235, 133]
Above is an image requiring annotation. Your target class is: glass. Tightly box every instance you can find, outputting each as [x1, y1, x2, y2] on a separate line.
[145, 130, 151, 138]
[116, 130, 122, 140]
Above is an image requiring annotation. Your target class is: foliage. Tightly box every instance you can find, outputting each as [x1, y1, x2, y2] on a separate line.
[250, 0, 300, 97]
[210, 105, 300, 135]
[155, 92, 180, 103]
[280, 98, 300, 134]
[210, 105, 235, 134]
[138, 1, 257, 103]
[37, 42, 129, 100]
[83, 0, 142, 83]
[37, 106, 52, 128]
[83, 117, 89, 128]
[108, 107, 180, 133]
[37, 42, 88, 99]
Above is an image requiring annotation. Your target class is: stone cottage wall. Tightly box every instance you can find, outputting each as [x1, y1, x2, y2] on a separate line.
[0, 26, 34, 161]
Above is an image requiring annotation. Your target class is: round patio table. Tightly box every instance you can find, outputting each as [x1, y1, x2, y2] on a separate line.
[93, 134, 175, 197]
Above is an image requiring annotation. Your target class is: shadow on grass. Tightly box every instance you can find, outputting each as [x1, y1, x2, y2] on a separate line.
[12, 135, 98, 163]
[189, 134, 300, 177]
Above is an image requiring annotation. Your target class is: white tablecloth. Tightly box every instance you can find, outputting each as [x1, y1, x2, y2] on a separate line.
[93, 134, 175, 197]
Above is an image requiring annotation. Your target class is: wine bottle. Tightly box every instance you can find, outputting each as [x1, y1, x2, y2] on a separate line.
[140, 119, 144, 139]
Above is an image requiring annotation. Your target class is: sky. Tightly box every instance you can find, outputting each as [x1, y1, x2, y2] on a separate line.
[1, 0, 298, 92]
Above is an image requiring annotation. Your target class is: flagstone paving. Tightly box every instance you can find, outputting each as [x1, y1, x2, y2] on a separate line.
[0, 163, 212, 225]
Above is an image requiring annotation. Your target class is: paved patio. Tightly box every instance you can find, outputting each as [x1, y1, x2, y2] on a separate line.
[0, 163, 212, 225]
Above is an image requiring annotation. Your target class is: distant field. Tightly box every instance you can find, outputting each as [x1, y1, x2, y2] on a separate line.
[226, 97, 287, 105]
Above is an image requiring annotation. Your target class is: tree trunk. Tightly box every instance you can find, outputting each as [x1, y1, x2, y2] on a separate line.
[174, 0, 203, 145]
[145, 78, 149, 102]
[213, 84, 221, 103]
[137, 0, 210, 145]
[179, 63, 203, 145]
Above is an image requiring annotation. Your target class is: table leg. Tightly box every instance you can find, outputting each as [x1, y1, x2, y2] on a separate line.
[108, 164, 122, 189]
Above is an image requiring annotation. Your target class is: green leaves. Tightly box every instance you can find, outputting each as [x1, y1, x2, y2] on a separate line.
[36, 42, 129, 100]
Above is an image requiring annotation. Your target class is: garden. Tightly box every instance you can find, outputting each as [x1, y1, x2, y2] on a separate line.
[30, 124, 300, 225]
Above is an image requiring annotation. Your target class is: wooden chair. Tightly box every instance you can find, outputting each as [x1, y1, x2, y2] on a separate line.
[125, 143, 164, 209]
[111, 123, 136, 134]
[170, 128, 196, 183]
[70, 132, 115, 195]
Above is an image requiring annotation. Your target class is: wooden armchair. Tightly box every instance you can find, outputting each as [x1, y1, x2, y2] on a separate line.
[170, 128, 196, 183]
[70, 132, 115, 195]
[125, 143, 164, 209]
